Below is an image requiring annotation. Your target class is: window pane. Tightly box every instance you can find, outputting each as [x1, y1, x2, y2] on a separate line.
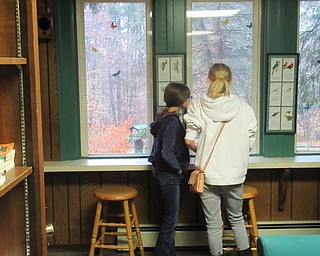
[187, 1, 255, 104]
[297, 1, 320, 152]
[187, 0, 259, 153]
[79, 1, 150, 156]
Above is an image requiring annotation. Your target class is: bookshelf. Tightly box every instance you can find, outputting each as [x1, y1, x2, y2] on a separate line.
[0, 167, 32, 198]
[0, 57, 27, 65]
[0, 0, 47, 255]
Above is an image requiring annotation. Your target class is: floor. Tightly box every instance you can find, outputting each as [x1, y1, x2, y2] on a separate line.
[47, 246, 248, 256]
[48, 247, 211, 256]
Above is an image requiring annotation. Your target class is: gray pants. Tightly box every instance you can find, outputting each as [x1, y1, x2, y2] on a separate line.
[200, 183, 249, 256]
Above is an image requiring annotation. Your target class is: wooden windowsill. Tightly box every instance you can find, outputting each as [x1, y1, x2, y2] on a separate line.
[0, 166, 33, 198]
[44, 155, 320, 173]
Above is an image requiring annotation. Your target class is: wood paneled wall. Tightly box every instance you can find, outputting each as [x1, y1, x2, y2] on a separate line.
[38, 0, 60, 161]
[45, 168, 320, 246]
[37, 0, 320, 248]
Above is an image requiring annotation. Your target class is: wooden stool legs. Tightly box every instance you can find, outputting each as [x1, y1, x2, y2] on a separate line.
[89, 198, 144, 256]
[130, 200, 144, 255]
[223, 186, 259, 251]
[242, 186, 259, 250]
[123, 199, 135, 255]
[89, 200, 103, 256]
[245, 197, 258, 249]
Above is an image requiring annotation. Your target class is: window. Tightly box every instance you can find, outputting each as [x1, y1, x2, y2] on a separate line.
[186, 0, 261, 153]
[296, 0, 320, 153]
[77, 0, 152, 156]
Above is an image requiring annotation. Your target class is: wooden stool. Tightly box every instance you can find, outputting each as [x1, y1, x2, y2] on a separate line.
[242, 185, 258, 250]
[223, 185, 259, 251]
[89, 185, 144, 256]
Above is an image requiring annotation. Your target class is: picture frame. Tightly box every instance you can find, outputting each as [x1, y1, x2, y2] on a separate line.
[266, 53, 299, 134]
[156, 54, 185, 106]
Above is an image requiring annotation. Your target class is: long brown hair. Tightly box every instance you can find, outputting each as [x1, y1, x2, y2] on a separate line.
[207, 63, 232, 99]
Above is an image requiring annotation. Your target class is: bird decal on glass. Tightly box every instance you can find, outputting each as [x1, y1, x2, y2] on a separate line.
[272, 60, 280, 75]
[112, 70, 121, 77]
[304, 103, 312, 111]
[246, 22, 253, 29]
[111, 22, 117, 29]
[222, 18, 229, 26]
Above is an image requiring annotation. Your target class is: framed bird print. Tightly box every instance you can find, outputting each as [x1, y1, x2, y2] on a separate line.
[156, 54, 185, 106]
[266, 53, 299, 134]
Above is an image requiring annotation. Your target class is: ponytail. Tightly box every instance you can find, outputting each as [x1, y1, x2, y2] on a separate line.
[207, 63, 232, 100]
[207, 77, 230, 99]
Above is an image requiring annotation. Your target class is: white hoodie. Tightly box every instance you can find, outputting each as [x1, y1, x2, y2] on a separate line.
[184, 94, 257, 186]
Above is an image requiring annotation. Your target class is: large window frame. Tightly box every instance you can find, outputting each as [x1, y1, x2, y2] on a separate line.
[186, 0, 261, 154]
[76, 0, 153, 157]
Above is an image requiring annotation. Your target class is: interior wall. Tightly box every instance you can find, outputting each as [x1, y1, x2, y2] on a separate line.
[37, 0, 320, 248]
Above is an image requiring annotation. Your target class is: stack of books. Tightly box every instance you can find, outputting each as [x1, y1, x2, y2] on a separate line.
[0, 156, 5, 186]
[0, 143, 15, 173]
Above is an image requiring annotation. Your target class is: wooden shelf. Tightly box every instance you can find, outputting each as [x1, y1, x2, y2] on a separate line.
[0, 57, 27, 65]
[0, 166, 32, 198]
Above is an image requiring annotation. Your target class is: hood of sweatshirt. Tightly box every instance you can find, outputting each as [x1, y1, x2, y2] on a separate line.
[149, 110, 179, 137]
[200, 93, 241, 122]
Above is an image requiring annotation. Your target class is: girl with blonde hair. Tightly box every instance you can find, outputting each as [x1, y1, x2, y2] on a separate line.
[184, 63, 257, 256]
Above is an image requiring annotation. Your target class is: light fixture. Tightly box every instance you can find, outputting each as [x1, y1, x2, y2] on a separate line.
[186, 10, 240, 18]
[187, 31, 214, 36]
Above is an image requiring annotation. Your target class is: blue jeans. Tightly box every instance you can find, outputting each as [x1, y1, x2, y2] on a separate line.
[152, 169, 183, 256]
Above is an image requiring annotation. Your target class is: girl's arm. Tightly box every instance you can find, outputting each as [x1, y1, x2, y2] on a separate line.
[185, 139, 197, 152]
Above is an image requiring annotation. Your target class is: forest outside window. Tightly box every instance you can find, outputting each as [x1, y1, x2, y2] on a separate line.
[77, 0, 152, 157]
[186, 0, 261, 153]
[296, 0, 320, 153]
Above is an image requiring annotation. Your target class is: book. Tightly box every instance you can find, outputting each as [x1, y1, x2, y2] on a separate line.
[0, 143, 14, 158]
[0, 143, 15, 172]
[0, 157, 5, 186]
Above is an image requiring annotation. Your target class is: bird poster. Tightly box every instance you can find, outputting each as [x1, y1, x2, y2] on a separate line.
[158, 57, 170, 81]
[280, 106, 293, 130]
[170, 56, 183, 82]
[268, 107, 281, 131]
[269, 83, 281, 106]
[282, 58, 295, 82]
[270, 58, 282, 81]
[156, 54, 185, 106]
[281, 83, 294, 106]
[266, 53, 299, 134]
[158, 82, 167, 106]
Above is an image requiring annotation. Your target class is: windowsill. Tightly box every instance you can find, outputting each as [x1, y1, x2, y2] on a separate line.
[44, 155, 320, 173]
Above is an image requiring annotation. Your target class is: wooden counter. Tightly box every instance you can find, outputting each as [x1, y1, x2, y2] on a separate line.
[44, 155, 320, 172]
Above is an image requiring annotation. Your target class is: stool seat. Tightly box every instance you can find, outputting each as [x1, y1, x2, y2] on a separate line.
[95, 186, 138, 201]
[89, 185, 144, 256]
[243, 185, 258, 199]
